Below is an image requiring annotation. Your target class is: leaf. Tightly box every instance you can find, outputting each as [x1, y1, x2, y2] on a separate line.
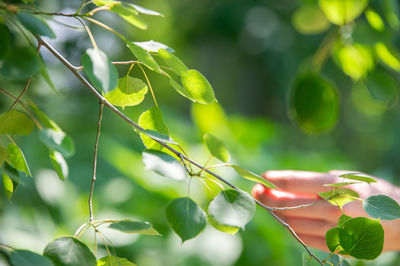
[81, 48, 118, 93]
[142, 149, 186, 180]
[365, 9, 385, 31]
[375, 42, 400, 72]
[0, 23, 11, 59]
[364, 69, 399, 106]
[2, 163, 20, 193]
[44, 237, 96, 266]
[292, 5, 330, 35]
[39, 129, 75, 158]
[203, 134, 230, 162]
[97, 256, 136, 266]
[39, 57, 58, 94]
[142, 129, 177, 145]
[158, 48, 188, 75]
[108, 219, 160, 235]
[110, 3, 148, 30]
[319, 0, 368, 25]
[301, 252, 320, 266]
[17, 12, 56, 38]
[334, 44, 374, 80]
[6, 143, 31, 176]
[129, 3, 164, 16]
[231, 165, 276, 189]
[339, 173, 377, 184]
[138, 107, 169, 150]
[338, 214, 352, 227]
[126, 42, 160, 71]
[166, 197, 207, 242]
[323, 182, 359, 187]
[134, 41, 174, 53]
[0, 46, 40, 80]
[181, 69, 216, 104]
[30, 104, 61, 130]
[2, 173, 14, 200]
[363, 195, 400, 220]
[325, 227, 342, 253]
[92, 0, 120, 7]
[318, 188, 359, 208]
[0, 145, 5, 167]
[11, 250, 54, 266]
[105, 76, 148, 109]
[339, 217, 384, 260]
[0, 110, 34, 136]
[49, 151, 68, 181]
[207, 190, 256, 233]
[169, 79, 194, 101]
[290, 72, 339, 134]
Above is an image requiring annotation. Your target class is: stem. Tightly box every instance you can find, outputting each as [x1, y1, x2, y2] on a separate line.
[77, 17, 98, 49]
[76, 0, 87, 15]
[83, 17, 125, 40]
[270, 198, 328, 211]
[38, 37, 322, 265]
[138, 64, 158, 107]
[74, 222, 91, 238]
[311, 28, 338, 72]
[9, 77, 32, 111]
[88, 103, 104, 223]
[75, 60, 139, 71]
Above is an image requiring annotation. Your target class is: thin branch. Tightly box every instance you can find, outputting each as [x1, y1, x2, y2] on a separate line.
[89, 103, 104, 222]
[270, 198, 328, 211]
[76, 17, 98, 49]
[75, 60, 139, 71]
[38, 37, 322, 265]
[83, 17, 125, 40]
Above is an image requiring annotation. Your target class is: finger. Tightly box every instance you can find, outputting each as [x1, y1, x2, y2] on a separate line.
[297, 234, 330, 253]
[263, 170, 340, 194]
[284, 217, 336, 238]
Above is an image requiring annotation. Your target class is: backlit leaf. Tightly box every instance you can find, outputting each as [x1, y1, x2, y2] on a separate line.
[158, 48, 188, 75]
[325, 227, 342, 253]
[203, 134, 230, 162]
[2, 173, 14, 200]
[292, 5, 330, 35]
[135, 41, 174, 53]
[97, 256, 136, 266]
[181, 69, 216, 104]
[6, 143, 31, 176]
[335, 44, 374, 80]
[105, 76, 148, 109]
[365, 9, 385, 31]
[110, 3, 147, 30]
[318, 188, 359, 208]
[49, 151, 68, 181]
[319, 0, 368, 25]
[231, 165, 276, 188]
[0, 110, 34, 135]
[339, 172, 377, 184]
[363, 195, 400, 220]
[375, 43, 400, 72]
[17, 12, 55, 38]
[142, 149, 186, 180]
[108, 219, 160, 235]
[39, 129, 75, 158]
[126, 42, 159, 71]
[138, 107, 169, 150]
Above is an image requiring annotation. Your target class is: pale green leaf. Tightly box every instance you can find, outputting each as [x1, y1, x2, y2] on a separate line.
[6, 143, 31, 176]
[375, 42, 400, 72]
[319, 0, 368, 25]
[126, 42, 159, 71]
[129, 4, 164, 16]
[0, 145, 5, 167]
[138, 107, 169, 150]
[363, 195, 400, 220]
[335, 44, 374, 80]
[339, 172, 377, 184]
[203, 134, 230, 162]
[169, 79, 194, 101]
[2, 173, 14, 200]
[318, 188, 359, 208]
[292, 5, 330, 35]
[231, 165, 276, 188]
[111, 3, 148, 30]
[158, 48, 188, 75]
[108, 219, 160, 235]
[142, 149, 186, 180]
[0, 110, 35, 135]
[105, 76, 148, 109]
[365, 9, 385, 31]
[181, 69, 216, 104]
[323, 182, 359, 187]
[97, 256, 136, 266]
[49, 151, 68, 181]
[135, 41, 174, 53]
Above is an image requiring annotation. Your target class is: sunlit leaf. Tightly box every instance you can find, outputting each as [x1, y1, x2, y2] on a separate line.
[108, 219, 160, 235]
[365, 9, 385, 31]
[0, 110, 35, 135]
[375, 42, 400, 72]
[325, 227, 342, 253]
[158, 48, 188, 75]
[231, 165, 276, 188]
[203, 134, 230, 162]
[169, 79, 194, 101]
[323, 182, 359, 187]
[142, 149, 186, 180]
[2, 173, 14, 200]
[339, 172, 377, 184]
[126, 42, 160, 71]
[191, 102, 228, 135]
[181, 69, 216, 104]
[17, 12, 56, 38]
[49, 151, 68, 181]
[97, 256, 136, 266]
[142, 129, 177, 145]
[111, 3, 148, 30]
[363, 195, 400, 220]
[129, 3, 164, 17]
[166, 197, 207, 242]
[335, 44, 374, 80]
[39, 129, 75, 158]
[207, 190, 255, 233]
[11, 250, 54, 266]
[319, 0, 368, 25]
[105, 76, 148, 109]
[138, 107, 169, 150]
[318, 188, 359, 208]
[135, 41, 174, 53]
[6, 143, 31, 176]
[93, 0, 120, 7]
[81, 48, 118, 93]
[338, 214, 352, 227]
[292, 5, 330, 35]
[44, 237, 96, 266]
[0, 46, 40, 80]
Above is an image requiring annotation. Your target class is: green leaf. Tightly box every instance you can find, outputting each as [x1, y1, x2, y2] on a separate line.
[110, 3, 148, 30]
[39, 129, 75, 158]
[49, 151, 68, 181]
[142, 129, 177, 145]
[323, 182, 359, 187]
[17, 12, 55, 38]
[339, 173, 377, 184]
[334, 44, 374, 80]
[105, 76, 148, 109]
[325, 227, 342, 253]
[0, 23, 11, 59]
[375, 43, 400, 72]
[169, 79, 194, 101]
[203, 134, 230, 162]
[11, 250, 54, 266]
[129, 3, 164, 16]
[166, 197, 207, 242]
[231, 165, 277, 189]
[290, 72, 339, 134]
[126, 42, 160, 71]
[0, 145, 5, 167]
[338, 214, 352, 227]
[138, 107, 169, 150]
[6, 143, 31, 176]
[339, 217, 384, 260]
[363, 195, 400, 220]
[97, 256, 136, 266]
[181, 69, 216, 104]
[364, 69, 399, 106]
[44, 237, 96, 266]
[108, 219, 160, 235]
[158, 48, 188, 75]
[135, 41, 174, 53]
[319, 0, 368, 25]
[207, 190, 256, 233]
[318, 188, 359, 208]
[292, 5, 330, 35]
[2, 163, 20, 193]
[2, 173, 14, 200]
[93, 0, 120, 7]
[39, 57, 58, 94]
[30, 104, 61, 130]
[0, 46, 40, 80]
[0, 110, 35, 135]
[81, 48, 118, 93]
[302, 252, 320, 266]
[365, 9, 385, 31]
[142, 149, 186, 180]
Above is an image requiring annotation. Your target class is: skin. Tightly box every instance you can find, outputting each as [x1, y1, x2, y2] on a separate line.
[252, 170, 400, 253]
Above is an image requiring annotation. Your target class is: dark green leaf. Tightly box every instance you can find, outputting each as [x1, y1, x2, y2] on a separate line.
[0, 110, 35, 135]
[181, 69, 216, 104]
[39, 129, 75, 158]
[97, 256, 136, 266]
[207, 190, 256, 233]
[166, 197, 207, 242]
[364, 69, 399, 106]
[108, 219, 160, 235]
[104, 76, 148, 109]
[363, 195, 400, 220]
[44, 237, 96, 266]
[338, 214, 352, 227]
[81, 48, 118, 93]
[6, 143, 31, 176]
[17, 12, 56, 38]
[49, 151, 68, 181]
[126, 42, 159, 71]
[319, 0, 368, 25]
[203, 134, 230, 162]
[0, 23, 11, 59]
[2, 173, 13, 200]
[39, 57, 58, 94]
[0, 46, 40, 80]
[11, 250, 54, 266]
[134, 41, 174, 53]
[231, 165, 276, 189]
[318, 188, 359, 208]
[339, 173, 377, 184]
[142, 149, 186, 180]
[325, 227, 342, 253]
[138, 107, 169, 150]
[158, 48, 188, 75]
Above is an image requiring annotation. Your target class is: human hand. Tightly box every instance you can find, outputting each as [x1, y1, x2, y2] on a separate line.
[252, 170, 400, 252]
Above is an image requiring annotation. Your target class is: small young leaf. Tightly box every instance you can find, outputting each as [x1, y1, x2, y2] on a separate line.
[142, 149, 186, 180]
[207, 190, 256, 233]
[2, 173, 14, 200]
[105, 76, 148, 109]
[135, 41, 174, 53]
[337, 214, 352, 227]
[203, 134, 230, 162]
[126, 42, 160, 71]
[129, 3, 164, 16]
[0, 110, 35, 135]
[339, 172, 377, 184]
[11, 250, 54, 266]
[81, 48, 118, 93]
[108, 219, 160, 235]
[181, 69, 216, 104]
[44, 237, 96, 266]
[339, 217, 384, 260]
[318, 188, 359, 208]
[6, 143, 31, 176]
[158, 48, 188, 75]
[17, 12, 56, 38]
[325, 227, 342, 253]
[166, 197, 207, 242]
[323, 182, 359, 187]
[39, 129, 75, 158]
[363, 195, 400, 220]
[49, 151, 68, 181]
[231, 165, 277, 189]
[97, 256, 137, 266]
[138, 107, 169, 150]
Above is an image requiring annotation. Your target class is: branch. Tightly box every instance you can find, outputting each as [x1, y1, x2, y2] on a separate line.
[37, 37, 323, 265]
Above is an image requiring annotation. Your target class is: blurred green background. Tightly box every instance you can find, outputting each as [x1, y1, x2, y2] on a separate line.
[1, 0, 400, 265]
